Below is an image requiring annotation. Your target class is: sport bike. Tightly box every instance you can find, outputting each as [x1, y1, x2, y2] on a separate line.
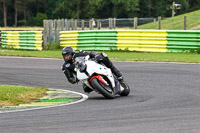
[74, 55, 130, 99]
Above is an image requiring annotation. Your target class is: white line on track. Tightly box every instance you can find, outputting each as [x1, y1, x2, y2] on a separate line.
[0, 88, 88, 114]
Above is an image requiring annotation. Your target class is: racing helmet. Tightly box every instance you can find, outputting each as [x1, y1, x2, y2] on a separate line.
[62, 46, 75, 62]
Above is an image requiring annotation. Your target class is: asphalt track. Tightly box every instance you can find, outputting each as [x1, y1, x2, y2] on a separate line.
[0, 56, 200, 133]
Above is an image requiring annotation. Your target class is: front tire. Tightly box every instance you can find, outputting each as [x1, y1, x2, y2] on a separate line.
[120, 81, 130, 96]
[91, 78, 115, 99]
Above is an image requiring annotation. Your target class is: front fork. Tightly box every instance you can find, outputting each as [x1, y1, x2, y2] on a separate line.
[113, 76, 122, 94]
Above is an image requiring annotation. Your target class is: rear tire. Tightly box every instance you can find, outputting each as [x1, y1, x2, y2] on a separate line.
[91, 78, 115, 99]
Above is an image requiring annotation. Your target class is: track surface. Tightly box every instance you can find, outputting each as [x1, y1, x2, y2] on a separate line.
[0, 56, 200, 133]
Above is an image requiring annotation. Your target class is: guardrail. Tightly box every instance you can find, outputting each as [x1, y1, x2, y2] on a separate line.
[60, 30, 117, 51]
[1, 29, 200, 52]
[1, 31, 43, 50]
[167, 30, 200, 52]
[60, 30, 200, 52]
[0, 31, 2, 46]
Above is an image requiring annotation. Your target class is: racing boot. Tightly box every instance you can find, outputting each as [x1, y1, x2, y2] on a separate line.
[110, 65, 123, 83]
[83, 83, 93, 93]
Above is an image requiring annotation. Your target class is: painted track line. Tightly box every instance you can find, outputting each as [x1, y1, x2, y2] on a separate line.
[0, 89, 88, 114]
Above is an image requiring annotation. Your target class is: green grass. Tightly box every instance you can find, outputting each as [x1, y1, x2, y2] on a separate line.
[138, 10, 200, 30]
[107, 51, 200, 63]
[0, 49, 200, 63]
[0, 85, 48, 108]
[0, 49, 62, 58]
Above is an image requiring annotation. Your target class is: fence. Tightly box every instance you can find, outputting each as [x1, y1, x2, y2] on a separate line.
[43, 18, 154, 43]
[60, 30, 200, 53]
[43, 16, 195, 48]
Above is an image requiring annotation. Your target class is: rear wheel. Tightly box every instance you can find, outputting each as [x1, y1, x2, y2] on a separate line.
[91, 78, 115, 99]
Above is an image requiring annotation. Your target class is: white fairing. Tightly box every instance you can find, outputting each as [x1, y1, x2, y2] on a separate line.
[76, 71, 88, 80]
[75, 56, 115, 88]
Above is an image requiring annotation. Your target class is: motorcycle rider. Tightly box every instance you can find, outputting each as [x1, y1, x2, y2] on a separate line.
[61, 46, 123, 93]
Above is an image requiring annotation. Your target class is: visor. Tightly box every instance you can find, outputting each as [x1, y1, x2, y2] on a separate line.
[64, 54, 71, 60]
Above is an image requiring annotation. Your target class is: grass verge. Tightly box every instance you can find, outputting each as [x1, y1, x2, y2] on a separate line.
[107, 52, 200, 63]
[0, 85, 48, 108]
[138, 10, 200, 30]
[0, 49, 200, 63]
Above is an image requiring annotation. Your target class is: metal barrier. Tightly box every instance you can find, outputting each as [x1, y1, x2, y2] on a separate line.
[60, 30, 117, 51]
[1, 29, 199, 52]
[0, 31, 2, 46]
[60, 30, 200, 52]
[167, 30, 200, 52]
[1, 31, 43, 50]
[116, 30, 168, 52]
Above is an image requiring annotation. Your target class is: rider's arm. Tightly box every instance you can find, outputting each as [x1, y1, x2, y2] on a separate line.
[89, 51, 99, 58]
[62, 63, 77, 84]
[77, 50, 100, 59]
[89, 51, 108, 62]
[77, 50, 90, 56]
[77, 50, 107, 61]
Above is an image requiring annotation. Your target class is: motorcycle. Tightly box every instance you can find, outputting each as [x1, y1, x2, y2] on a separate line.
[74, 55, 130, 99]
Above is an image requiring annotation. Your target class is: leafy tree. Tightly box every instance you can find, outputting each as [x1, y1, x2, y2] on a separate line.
[1, 0, 200, 27]
[0, 0, 11, 26]
[27, 13, 47, 26]
[17, 0, 35, 26]
[48, 0, 90, 19]
[0, 2, 2, 26]
[187, 0, 200, 12]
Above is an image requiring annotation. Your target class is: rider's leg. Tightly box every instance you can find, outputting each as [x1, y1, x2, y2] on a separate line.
[100, 54, 123, 81]
[83, 83, 93, 93]
[94, 52, 123, 81]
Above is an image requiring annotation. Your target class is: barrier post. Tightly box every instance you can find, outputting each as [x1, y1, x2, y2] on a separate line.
[67, 19, 70, 31]
[134, 17, 138, 29]
[48, 20, 52, 43]
[109, 18, 111, 29]
[97, 19, 101, 30]
[89, 19, 92, 30]
[109, 18, 113, 29]
[113, 18, 116, 29]
[64, 19, 68, 30]
[75, 19, 77, 30]
[81, 20, 84, 30]
[61, 19, 64, 31]
[71, 19, 74, 30]
[57, 19, 61, 43]
[184, 16, 187, 30]
[54, 19, 58, 43]
[158, 16, 161, 30]
[43, 20, 47, 50]
[92, 18, 95, 30]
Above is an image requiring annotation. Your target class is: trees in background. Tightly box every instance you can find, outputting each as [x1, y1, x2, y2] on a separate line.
[0, 0, 48, 26]
[0, 0, 200, 27]
[0, 0, 11, 27]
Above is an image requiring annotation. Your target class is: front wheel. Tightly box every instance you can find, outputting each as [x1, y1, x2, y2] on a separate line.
[91, 78, 115, 99]
[120, 81, 130, 96]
